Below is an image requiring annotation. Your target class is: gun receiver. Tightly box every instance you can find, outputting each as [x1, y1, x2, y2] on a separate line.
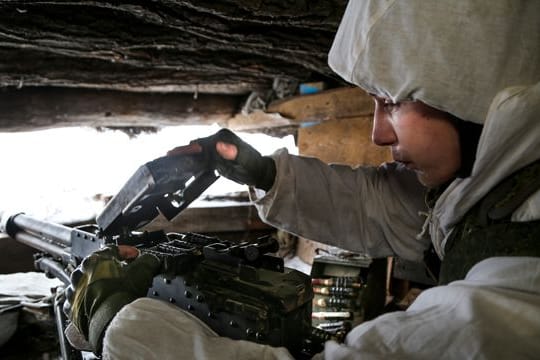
[144, 233, 315, 356]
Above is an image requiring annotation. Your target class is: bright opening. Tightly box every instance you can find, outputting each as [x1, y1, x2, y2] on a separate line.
[0, 125, 297, 223]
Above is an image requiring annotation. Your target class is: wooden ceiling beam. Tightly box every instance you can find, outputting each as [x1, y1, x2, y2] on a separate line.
[0, 87, 241, 132]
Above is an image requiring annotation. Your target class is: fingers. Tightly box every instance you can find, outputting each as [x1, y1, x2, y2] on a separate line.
[80, 246, 116, 271]
[126, 253, 161, 276]
[117, 245, 140, 260]
[166, 129, 240, 162]
[166, 142, 203, 156]
[125, 253, 161, 291]
[89, 244, 138, 261]
[70, 268, 84, 287]
[216, 141, 238, 160]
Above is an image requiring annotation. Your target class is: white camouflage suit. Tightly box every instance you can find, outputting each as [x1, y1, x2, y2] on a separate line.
[103, 1, 540, 359]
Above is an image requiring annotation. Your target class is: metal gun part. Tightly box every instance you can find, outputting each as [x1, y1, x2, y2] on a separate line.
[96, 150, 219, 236]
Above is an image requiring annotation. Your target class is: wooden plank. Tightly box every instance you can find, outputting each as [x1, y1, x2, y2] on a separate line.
[267, 87, 374, 123]
[226, 110, 294, 131]
[298, 116, 392, 166]
[141, 204, 271, 234]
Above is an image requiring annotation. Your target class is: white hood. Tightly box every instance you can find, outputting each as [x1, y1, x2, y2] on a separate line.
[432, 83, 540, 256]
[328, 0, 540, 125]
[329, 1, 540, 256]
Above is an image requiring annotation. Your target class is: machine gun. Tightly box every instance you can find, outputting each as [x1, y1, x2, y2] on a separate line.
[0, 149, 334, 359]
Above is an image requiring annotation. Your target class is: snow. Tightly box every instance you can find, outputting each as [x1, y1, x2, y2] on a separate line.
[0, 125, 296, 224]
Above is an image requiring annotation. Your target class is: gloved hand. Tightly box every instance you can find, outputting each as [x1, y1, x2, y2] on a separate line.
[63, 245, 161, 354]
[167, 129, 277, 191]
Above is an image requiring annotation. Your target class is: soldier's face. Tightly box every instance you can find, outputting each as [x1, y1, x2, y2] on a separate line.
[371, 96, 461, 188]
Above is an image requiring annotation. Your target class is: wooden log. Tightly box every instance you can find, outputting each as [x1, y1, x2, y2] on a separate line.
[0, 1, 346, 93]
[0, 87, 240, 131]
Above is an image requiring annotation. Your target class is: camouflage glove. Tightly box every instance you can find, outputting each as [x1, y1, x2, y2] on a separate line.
[170, 129, 276, 191]
[64, 246, 160, 354]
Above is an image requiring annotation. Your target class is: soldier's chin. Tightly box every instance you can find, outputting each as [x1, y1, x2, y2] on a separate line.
[416, 170, 452, 189]
[416, 171, 436, 188]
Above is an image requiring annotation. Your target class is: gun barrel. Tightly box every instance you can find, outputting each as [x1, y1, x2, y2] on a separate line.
[14, 232, 71, 263]
[7, 213, 73, 247]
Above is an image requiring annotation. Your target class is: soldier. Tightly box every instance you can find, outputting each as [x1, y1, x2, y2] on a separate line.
[66, 1, 540, 359]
